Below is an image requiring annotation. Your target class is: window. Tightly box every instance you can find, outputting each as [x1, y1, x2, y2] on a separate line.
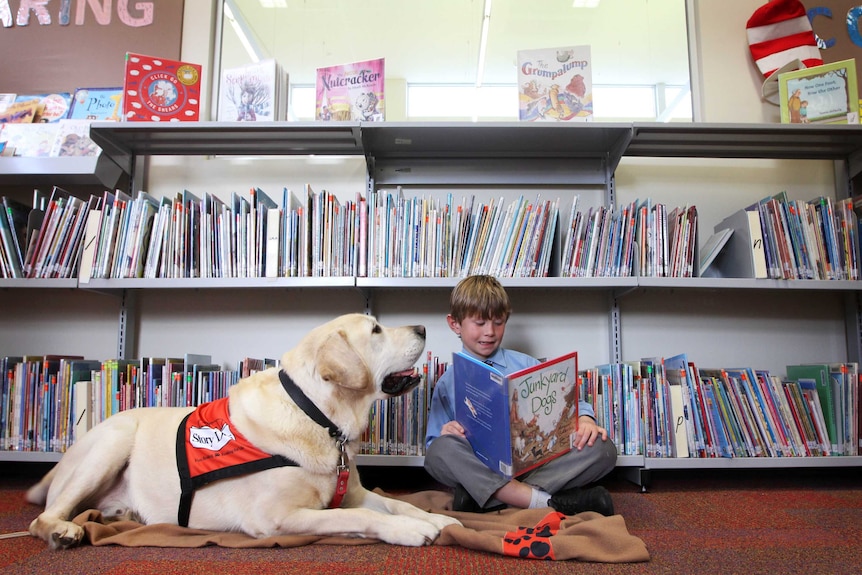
[222, 1, 694, 122]
[290, 83, 692, 122]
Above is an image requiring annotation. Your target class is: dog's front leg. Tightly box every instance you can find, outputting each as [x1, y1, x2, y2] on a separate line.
[265, 506, 454, 546]
[345, 486, 461, 534]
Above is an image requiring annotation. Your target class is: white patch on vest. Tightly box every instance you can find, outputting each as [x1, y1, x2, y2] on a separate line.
[189, 424, 235, 451]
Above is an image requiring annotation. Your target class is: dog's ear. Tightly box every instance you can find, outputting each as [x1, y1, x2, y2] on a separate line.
[316, 329, 372, 390]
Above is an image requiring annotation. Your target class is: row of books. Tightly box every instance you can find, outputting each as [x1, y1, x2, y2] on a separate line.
[359, 352, 448, 456]
[2, 186, 564, 280]
[6, 184, 862, 282]
[583, 354, 861, 459]
[3, 346, 859, 461]
[82, 187, 358, 280]
[710, 192, 860, 281]
[0, 348, 440, 458]
[0, 353, 275, 454]
[560, 198, 698, 278]
[366, 190, 559, 278]
[0, 188, 94, 279]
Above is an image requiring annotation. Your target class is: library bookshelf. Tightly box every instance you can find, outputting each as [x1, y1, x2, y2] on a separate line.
[2, 122, 862, 487]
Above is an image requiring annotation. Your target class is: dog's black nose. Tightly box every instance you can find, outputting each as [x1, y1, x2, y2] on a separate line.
[413, 325, 426, 339]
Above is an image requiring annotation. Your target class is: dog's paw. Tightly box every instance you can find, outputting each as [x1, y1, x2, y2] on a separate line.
[423, 512, 462, 531]
[29, 517, 84, 550]
[375, 515, 446, 547]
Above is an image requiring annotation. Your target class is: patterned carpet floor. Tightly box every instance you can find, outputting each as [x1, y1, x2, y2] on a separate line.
[2, 464, 861, 575]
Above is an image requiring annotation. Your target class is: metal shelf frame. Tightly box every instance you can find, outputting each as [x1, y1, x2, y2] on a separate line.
[6, 122, 862, 479]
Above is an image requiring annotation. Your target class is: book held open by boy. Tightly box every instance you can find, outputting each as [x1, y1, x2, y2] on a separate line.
[454, 351, 579, 479]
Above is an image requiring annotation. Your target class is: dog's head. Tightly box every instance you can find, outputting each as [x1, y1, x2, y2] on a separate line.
[283, 314, 426, 405]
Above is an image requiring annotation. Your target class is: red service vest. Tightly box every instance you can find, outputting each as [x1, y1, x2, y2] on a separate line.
[175, 397, 297, 526]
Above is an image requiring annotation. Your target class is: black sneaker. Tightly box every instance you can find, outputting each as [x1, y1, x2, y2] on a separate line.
[452, 484, 506, 513]
[452, 484, 481, 512]
[549, 486, 614, 516]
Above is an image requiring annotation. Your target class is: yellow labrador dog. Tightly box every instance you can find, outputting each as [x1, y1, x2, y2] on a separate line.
[28, 313, 460, 549]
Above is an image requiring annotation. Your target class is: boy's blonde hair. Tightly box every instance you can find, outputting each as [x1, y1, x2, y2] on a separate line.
[449, 275, 512, 322]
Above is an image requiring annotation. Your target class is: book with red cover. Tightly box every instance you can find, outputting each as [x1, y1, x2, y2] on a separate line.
[122, 52, 202, 122]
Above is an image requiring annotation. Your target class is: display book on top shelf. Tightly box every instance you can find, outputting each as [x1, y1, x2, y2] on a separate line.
[3, 122, 862, 481]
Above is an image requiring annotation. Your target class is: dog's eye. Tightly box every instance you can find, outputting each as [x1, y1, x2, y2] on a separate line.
[372, 324, 382, 334]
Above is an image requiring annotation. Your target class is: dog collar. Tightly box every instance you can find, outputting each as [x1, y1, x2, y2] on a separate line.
[279, 370, 350, 508]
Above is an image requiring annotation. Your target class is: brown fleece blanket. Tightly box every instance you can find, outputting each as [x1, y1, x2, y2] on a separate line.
[70, 489, 649, 563]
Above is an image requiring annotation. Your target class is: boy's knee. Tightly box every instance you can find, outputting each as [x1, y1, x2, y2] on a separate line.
[424, 435, 461, 469]
[577, 438, 618, 474]
[596, 439, 618, 470]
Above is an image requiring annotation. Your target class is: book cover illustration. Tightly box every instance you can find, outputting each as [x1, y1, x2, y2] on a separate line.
[49, 120, 101, 157]
[14, 93, 72, 123]
[0, 99, 41, 124]
[218, 59, 287, 122]
[454, 351, 578, 479]
[778, 59, 859, 124]
[0, 122, 59, 156]
[316, 57, 384, 121]
[517, 45, 592, 122]
[67, 87, 123, 121]
[123, 52, 202, 122]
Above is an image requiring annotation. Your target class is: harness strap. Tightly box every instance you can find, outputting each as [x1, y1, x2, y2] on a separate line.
[175, 410, 299, 527]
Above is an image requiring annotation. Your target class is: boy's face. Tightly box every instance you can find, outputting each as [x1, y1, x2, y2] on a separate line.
[447, 313, 507, 360]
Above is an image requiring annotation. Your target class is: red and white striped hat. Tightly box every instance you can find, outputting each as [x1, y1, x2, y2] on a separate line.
[747, 0, 822, 102]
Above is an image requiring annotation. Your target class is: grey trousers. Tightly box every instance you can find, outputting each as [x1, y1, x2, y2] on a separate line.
[424, 434, 618, 509]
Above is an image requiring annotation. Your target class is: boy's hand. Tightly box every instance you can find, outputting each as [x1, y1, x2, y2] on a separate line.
[441, 420, 466, 438]
[574, 415, 608, 450]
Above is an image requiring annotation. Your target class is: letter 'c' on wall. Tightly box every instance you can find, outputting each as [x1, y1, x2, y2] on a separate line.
[847, 5, 862, 47]
[809, 6, 837, 49]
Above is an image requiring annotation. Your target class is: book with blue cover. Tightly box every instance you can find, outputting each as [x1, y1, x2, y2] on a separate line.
[453, 350, 578, 479]
[67, 87, 123, 121]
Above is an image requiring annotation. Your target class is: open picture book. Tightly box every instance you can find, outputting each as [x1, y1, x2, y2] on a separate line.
[454, 351, 579, 479]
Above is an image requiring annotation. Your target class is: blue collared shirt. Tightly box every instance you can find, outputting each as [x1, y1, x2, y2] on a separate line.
[424, 347, 595, 449]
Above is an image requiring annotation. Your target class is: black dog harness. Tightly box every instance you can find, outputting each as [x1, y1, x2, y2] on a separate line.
[175, 370, 350, 527]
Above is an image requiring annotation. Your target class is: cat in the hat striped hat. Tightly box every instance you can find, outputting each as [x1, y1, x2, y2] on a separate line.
[746, 0, 823, 104]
